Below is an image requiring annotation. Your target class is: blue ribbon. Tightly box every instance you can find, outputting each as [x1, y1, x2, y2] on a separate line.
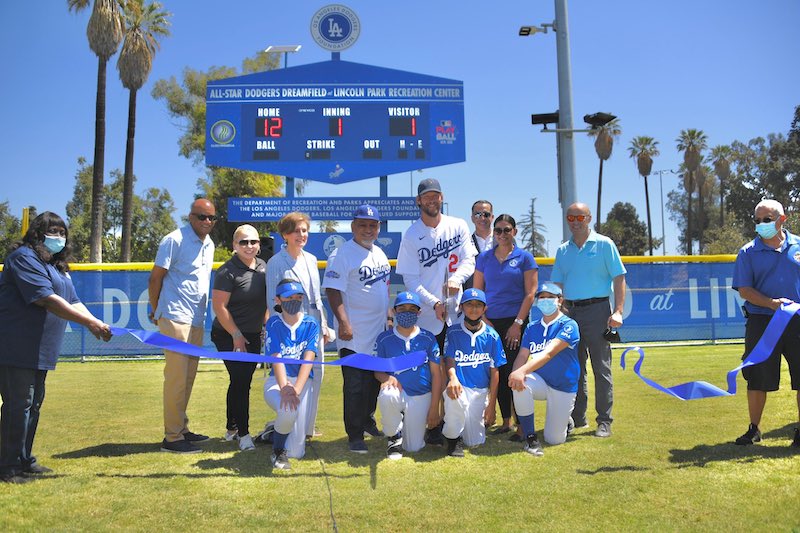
[619, 302, 800, 400]
[109, 327, 425, 373]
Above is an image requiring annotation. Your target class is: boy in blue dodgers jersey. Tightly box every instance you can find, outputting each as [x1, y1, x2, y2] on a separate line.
[375, 291, 443, 459]
[442, 289, 506, 457]
[263, 279, 319, 470]
[508, 282, 580, 456]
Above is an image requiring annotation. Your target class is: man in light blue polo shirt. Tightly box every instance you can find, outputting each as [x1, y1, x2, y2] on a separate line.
[731, 199, 800, 448]
[149, 198, 216, 454]
[552, 202, 626, 438]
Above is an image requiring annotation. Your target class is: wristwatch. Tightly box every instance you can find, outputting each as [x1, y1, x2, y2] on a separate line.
[513, 318, 524, 326]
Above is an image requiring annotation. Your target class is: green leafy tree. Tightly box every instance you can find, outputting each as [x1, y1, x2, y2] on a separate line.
[676, 129, 708, 254]
[628, 136, 660, 255]
[600, 202, 662, 256]
[0, 201, 23, 262]
[588, 118, 621, 231]
[518, 197, 548, 257]
[117, 0, 171, 261]
[703, 212, 749, 255]
[318, 220, 339, 233]
[67, 0, 124, 263]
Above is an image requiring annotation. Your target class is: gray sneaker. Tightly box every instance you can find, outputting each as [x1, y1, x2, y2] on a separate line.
[524, 434, 544, 457]
[387, 434, 403, 460]
[595, 422, 612, 438]
[271, 449, 291, 470]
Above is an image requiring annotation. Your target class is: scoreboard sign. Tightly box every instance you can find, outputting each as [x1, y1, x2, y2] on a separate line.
[206, 60, 465, 184]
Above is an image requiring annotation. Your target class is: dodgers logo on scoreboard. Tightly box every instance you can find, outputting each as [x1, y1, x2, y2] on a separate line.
[311, 4, 361, 51]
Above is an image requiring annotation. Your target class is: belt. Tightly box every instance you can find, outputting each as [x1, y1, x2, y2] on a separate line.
[565, 296, 608, 307]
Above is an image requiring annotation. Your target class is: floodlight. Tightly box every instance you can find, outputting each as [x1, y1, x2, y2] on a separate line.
[583, 112, 616, 128]
[531, 112, 560, 125]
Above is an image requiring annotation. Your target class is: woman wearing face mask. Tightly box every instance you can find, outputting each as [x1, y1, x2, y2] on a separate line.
[472, 214, 538, 439]
[0, 212, 112, 484]
[265, 212, 333, 440]
[507, 282, 580, 457]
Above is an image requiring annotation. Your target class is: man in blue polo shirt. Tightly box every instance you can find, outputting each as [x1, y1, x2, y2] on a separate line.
[732, 199, 800, 448]
[552, 202, 626, 438]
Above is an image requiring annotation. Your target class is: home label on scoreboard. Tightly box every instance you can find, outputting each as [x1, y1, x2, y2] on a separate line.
[206, 60, 465, 184]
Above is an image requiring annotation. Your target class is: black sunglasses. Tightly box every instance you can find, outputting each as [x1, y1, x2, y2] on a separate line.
[192, 213, 218, 222]
[238, 239, 260, 246]
[493, 226, 513, 234]
[473, 211, 492, 218]
[754, 217, 775, 224]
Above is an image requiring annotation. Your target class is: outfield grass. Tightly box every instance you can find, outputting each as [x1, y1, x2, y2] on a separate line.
[1, 345, 799, 532]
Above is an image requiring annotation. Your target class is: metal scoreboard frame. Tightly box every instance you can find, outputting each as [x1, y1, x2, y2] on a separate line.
[205, 60, 465, 184]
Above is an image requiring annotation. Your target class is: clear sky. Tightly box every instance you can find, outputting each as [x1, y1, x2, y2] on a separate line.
[1, 1, 798, 255]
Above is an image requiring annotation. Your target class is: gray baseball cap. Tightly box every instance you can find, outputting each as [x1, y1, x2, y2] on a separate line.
[417, 178, 442, 196]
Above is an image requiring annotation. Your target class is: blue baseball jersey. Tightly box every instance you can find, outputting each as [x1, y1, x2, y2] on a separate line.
[265, 314, 319, 379]
[375, 327, 441, 396]
[444, 323, 506, 389]
[521, 314, 580, 393]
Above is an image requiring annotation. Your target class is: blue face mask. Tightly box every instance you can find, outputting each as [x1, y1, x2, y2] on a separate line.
[755, 221, 779, 240]
[536, 298, 559, 316]
[43, 235, 66, 254]
[281, 299, 303, 315]
[395, 311, 419, 328]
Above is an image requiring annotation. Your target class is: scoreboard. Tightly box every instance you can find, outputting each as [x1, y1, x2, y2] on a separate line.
[206, 60, 465, 184]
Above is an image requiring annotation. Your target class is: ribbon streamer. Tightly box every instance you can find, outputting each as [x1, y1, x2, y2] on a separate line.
[109, 327, 425, 373]
[619, 302, 800, 400]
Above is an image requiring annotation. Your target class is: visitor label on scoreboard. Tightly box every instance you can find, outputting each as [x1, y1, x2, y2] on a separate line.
[227, 197, 419, 221]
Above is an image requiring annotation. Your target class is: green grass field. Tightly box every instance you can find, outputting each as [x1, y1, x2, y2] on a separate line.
[1, 345, 799, 532]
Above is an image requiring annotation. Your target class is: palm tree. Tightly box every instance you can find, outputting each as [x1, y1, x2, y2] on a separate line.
[676, 129, 708, 255]
[627, 136, 660, 255]
[710, 145, 732, 227]
[117, 0, 171, 262]
[68, 0, 123, 263]
[588, 118, 621, 230]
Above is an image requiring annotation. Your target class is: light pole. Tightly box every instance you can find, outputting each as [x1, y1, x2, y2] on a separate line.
[653, 169, 676, 255]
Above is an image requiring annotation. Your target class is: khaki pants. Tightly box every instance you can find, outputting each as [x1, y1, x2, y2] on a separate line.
[159, 318, 205, 442]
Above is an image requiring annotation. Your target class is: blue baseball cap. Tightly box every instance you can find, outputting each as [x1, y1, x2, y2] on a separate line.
[276, 280, 305, 298]
[393, 291, 421, 309]
[536, 281, 562, 297]
[460, 288, 486, 305]
[353, 204, 380, 221]
[417, 178, 442, 196]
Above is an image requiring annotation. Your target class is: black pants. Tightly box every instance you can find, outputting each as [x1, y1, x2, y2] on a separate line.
[0, 365, 47, 477]
[492, 316, 527, 421]
[340, 348, 380, 442]
[211, 329, 261, 437]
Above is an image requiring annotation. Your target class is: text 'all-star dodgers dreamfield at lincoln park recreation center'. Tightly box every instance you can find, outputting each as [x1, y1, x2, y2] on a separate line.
[58, 4, 745, 359]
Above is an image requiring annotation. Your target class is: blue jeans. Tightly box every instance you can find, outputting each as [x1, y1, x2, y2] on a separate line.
[0, 365, 47, 476]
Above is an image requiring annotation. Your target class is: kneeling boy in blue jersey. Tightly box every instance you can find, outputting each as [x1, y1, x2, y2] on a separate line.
[375, 292, 442, 459]
[442, 288, 506, 457]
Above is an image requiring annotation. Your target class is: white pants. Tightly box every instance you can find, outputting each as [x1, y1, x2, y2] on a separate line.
[512, 372, 576, 445]
[305, 308, 325, 437]
[442, 387, 488, 447]
[377, 388, 431, 452]
[264, 375, 310, 458]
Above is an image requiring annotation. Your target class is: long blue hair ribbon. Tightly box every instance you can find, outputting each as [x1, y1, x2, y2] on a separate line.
[619, 302, 800, 400]
[109, 327, 425, 373]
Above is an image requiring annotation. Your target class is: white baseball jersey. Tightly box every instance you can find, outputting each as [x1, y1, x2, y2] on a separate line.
[396, 214, 477, 334]
[322, 239, 391, 354]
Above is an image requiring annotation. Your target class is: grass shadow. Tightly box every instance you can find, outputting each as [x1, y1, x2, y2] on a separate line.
[576, 465, 650, 475]
[54, 443, 159, 458]
[668, 423, 799, 468]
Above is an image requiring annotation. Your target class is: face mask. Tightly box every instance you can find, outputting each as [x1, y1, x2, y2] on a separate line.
[463, 316, 483, 328]
[755, 221, 778, 240]
[395, 311, 418, 328]
[281, 299, 303, 315]
[536, 298, 559, 316]
[44, 235, 66, 254]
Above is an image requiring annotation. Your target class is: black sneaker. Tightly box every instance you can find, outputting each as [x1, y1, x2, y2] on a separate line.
[23, 463, 53, 476]
[524, 434, 544, 457]
[364, 426, 385, 438]
[424, 425, 444, 446]
[446, 436, 465, 458]
[349, 440, 368, 454]
[255, 422, 275, 445]
[271, 449, 291, 470]
[387, 434, 403, 460]
[734, 423, 761, 445]
[182, 431, 210, 443]
[792, 428, 800, 448]
[160, 439, 201, 454]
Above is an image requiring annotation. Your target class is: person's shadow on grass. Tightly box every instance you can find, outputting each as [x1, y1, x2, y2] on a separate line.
[668, 423, 799, 468]
[54, 443, 157, 458]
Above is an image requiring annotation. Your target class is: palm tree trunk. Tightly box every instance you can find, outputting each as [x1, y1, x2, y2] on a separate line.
[596, 158, 604, 231]
[644, 175, 653, 255]
[719, 181, 725, 227]
[698, 192, 705, 255]
[121, 88, 137, 262]
[686, 172, 693, 256]
[90, 56, 108, 263]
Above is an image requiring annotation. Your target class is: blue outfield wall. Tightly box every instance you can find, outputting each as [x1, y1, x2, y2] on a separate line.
[61, 258, 745, 357]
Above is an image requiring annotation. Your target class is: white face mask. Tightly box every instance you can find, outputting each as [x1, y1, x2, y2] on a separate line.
[44, 235, 66, 254]
[536, 298, 559, 316]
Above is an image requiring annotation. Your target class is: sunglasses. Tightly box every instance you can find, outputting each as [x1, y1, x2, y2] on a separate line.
[754, 217, 775, 224]
[493, 226, 513, 234]
[238, 239, 260, 246]
[473, 211, 492, 218]
[192, 213, 218, 222]
[566, 214, 588, 222]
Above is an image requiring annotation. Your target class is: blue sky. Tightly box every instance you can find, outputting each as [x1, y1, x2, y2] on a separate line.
[1, 1, 798, 255]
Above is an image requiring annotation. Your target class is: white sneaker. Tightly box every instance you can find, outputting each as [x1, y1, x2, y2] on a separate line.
[223, 430, 239, 442]
[238, 434, 255, 451]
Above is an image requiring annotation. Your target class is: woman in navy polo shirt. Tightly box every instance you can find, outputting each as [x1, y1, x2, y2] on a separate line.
[473, 214, 538, 438]
[0, 212, 111, 484]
